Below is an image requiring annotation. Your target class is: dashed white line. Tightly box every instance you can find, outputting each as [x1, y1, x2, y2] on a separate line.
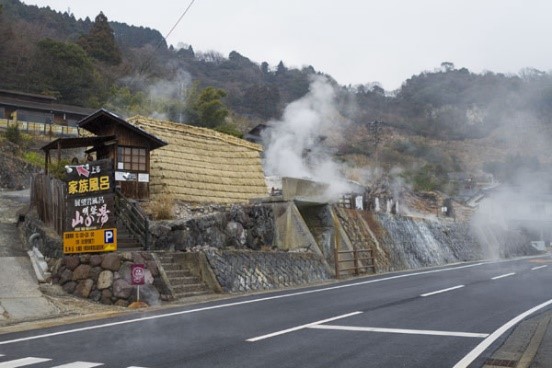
[532, 265, 548, 271]
[491, 272, 516, 280]
[0, 357, 51, 367]
[50, 362, 103, 368]
[420, 285, 465, 297]
[246, 311, 362, 342]
[308, 324, 489, 338]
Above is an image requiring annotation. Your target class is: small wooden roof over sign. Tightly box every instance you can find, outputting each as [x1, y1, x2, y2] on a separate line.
[78, 109, 167, 150]
[40, 135, 117, 175]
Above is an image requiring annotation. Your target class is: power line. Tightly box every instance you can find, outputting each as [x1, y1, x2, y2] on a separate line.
[139, 0, 197, 74]
[163, 0, 196, 44]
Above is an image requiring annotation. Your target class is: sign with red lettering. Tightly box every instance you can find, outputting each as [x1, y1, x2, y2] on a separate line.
[131, 264, 145, 285]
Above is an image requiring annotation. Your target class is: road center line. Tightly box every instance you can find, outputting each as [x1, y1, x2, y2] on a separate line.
[532, 265, 548, 271]
[246, 311, 362, 342]
[491, 272, 516, 280]
[308, 324, 489, 338]
[420, 285, 465, 297]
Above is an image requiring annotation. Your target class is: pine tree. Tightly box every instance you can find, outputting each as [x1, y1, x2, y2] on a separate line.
[78, 12, 121, 65]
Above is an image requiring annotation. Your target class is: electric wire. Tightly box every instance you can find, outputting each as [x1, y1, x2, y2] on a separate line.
[138, 0, 197, 74]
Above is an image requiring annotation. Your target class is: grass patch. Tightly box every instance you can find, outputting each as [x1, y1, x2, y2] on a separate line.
[22, 151, 44, 168]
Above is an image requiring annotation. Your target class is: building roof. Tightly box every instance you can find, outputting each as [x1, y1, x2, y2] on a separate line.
[40, 135, 117, 152]
[128, 116, 268, 204]
[0, 94, 95, 116]
[78, 109, 167, 150]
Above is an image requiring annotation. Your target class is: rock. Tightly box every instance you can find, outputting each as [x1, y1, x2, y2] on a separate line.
[79, 254, 91, 264]
[64, 255, 80, 270]
[97, 270, 114, 290]
[59, 268, 73, 284]
[101, 253, 121, 271]
[100, 289, 113, 305]
[89, 289, 101, 302]
[74, 279, 93, 298]
[62, 281, 77, 293]
[89, 266, 102, 282]
[72, 264, 91, 280]
[90, 254, 102, 267]
[113, 278, 132, 299]
[132, 284, 160, 306]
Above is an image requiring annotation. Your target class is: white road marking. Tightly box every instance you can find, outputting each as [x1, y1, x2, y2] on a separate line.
[532, 265, 548, 271]
[246, 312, 362, 342]
[308, 324, 489, 338]
[453, 298, 552, 368]
[0, 357, 51, 367]
[50, 362, 103, 368]
[420, 285, 465, 297]
[491, 272, 516, 280]
[0, 262, 486, 346]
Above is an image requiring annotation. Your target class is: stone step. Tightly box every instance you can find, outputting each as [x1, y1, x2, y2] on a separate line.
[173, 289, 211, 299]
[161, 263, 185, 271]
[164, 271, 196, 280]
[172, 283, 209, 294]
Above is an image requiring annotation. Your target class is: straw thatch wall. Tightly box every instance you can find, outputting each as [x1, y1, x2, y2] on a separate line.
[128, 116, 268, 204]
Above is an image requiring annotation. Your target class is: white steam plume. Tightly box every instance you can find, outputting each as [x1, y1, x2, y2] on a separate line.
[262, 76, 352, 199]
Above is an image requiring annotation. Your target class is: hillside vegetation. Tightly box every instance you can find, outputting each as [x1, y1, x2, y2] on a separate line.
[1, 0, 551, 194]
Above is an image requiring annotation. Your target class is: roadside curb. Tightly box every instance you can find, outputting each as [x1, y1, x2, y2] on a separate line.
[482, 311, 552, 368]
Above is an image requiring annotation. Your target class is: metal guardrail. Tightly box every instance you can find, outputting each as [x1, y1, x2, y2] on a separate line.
[114, 189, 150, 249]
[0, 119, 79, 136]
[334, 248, 375, 278]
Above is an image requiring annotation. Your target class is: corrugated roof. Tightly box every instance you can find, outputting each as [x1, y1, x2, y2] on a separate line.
[128, 116, 268, 204]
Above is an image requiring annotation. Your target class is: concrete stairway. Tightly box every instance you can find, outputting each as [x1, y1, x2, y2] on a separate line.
[156, 252, 212, 299]
[334, 207, 377, 274]
[116, 219, 142, 250]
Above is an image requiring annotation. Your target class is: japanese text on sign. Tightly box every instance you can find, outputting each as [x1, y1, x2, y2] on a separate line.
[63, 228, 117, 254]
[71, 203, 111, 229]
[67, 175, 110, 195]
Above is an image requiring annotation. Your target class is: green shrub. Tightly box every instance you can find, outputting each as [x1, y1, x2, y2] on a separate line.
[4, 124, 21, 145]
[22, 151, 44, 168]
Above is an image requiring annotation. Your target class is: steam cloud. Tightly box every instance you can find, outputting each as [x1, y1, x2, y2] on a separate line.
[262, 76, 353, 199]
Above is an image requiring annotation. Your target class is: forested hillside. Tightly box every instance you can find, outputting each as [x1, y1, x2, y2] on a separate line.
[1, 0, 551, 193]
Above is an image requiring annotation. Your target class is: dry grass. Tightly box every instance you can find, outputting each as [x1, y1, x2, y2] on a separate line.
[148, 193, 175, 220]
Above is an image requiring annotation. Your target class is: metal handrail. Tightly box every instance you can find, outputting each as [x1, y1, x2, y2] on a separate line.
[114, 188, 150, 249]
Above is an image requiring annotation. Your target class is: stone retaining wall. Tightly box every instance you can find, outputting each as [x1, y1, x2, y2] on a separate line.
[47, 252, 169, 306]
[204, 250, 331, 292]
[149, 204, 275, 251]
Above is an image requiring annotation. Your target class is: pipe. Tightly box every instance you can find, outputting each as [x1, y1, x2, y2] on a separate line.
[28, 232, 41, 249]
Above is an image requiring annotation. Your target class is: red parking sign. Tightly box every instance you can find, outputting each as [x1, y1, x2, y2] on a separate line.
[131, 264, 145, 285]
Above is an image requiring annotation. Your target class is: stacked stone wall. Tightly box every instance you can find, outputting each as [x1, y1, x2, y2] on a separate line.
[204, 250, 331, 292]
[47, 252, 168, 306]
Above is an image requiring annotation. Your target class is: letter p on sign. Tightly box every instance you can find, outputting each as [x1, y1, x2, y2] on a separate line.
[104, 230, 114, 244]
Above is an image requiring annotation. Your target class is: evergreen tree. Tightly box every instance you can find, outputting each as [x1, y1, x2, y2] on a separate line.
[186, 87, 229, 128]
[78, 12, 121, 64]
[34, 38, 97, 105]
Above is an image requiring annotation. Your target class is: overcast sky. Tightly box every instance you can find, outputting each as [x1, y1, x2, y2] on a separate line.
[21, 0, 552, 90]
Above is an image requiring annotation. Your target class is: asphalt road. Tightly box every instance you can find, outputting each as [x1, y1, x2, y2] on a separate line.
[0, 256, 551, 368]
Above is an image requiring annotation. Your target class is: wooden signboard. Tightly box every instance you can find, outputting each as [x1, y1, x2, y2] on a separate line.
[63, 159, 117, 254]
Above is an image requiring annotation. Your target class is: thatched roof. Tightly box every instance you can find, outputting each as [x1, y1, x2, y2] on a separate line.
[128, 116, 268, 204]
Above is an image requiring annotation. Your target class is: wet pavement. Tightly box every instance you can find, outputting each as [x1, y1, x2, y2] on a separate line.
[0, 189, 551, 367]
